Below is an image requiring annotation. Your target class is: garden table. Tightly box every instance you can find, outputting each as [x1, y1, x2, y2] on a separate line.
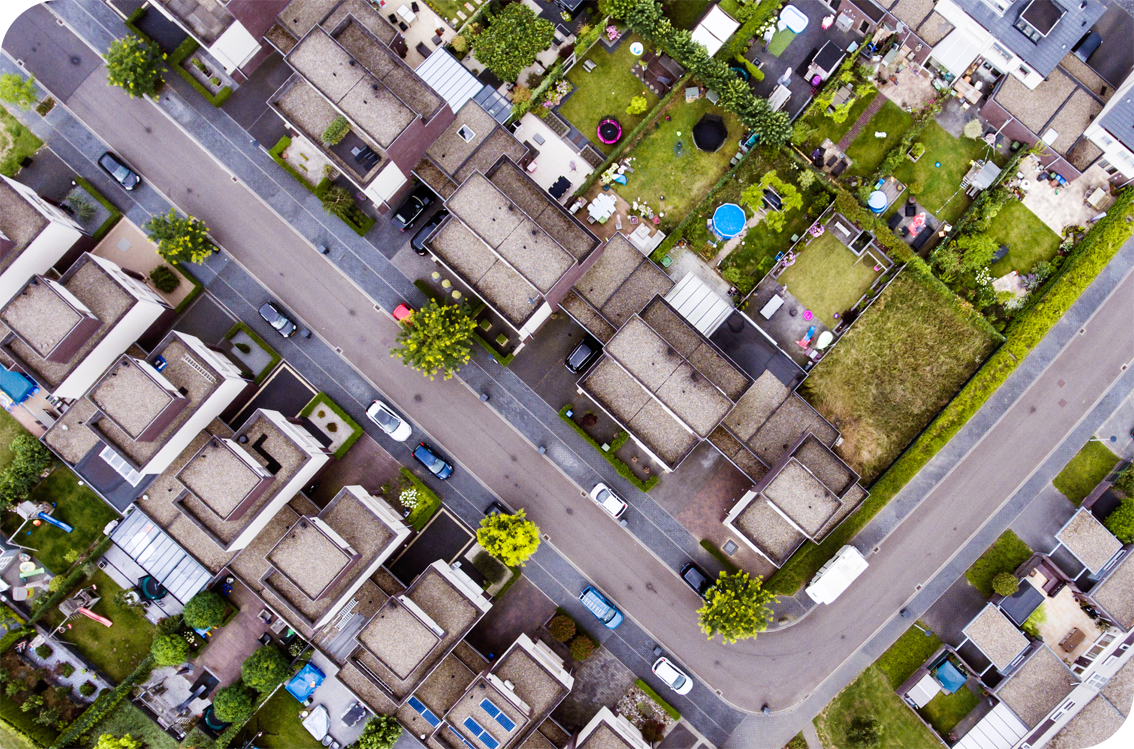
[397, 5, 416, 24]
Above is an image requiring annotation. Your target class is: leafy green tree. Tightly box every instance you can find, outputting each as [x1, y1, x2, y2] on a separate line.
[471, 4, 554, 81]
[477, 508, 540, 567]
[741, 171, 802, 232]
[0, 434, 53, 510]
[626, 96, 649, 115]
[212, 681, 256, 723]
[320, 185, 357, 222]
[390, 298, 476, 380]
[352, 715, 402, 749]
[0, 74, 38, 110]
[241, 645, 290, 693]
[144, 209, 213, 264]
[992, 572, 1019, 597]
[1105, 497, 1134, 543]
[182, 590, 226, 629]
[845, 716, 881, 748]
[105, 35, 166, 99]
[95, 734, 142, 749]
[697, 571, 775, 643]
[953, 232, 999, 273]
[151, 633, 190, 667]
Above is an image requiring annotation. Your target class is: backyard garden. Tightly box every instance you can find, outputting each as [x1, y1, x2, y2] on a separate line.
[795, 90, 880, 151]
[237, 686, 324, 749]
[843, 101, 914, 180]
[964, 529, 1033, 598]
[0, 103, 41, 178]
[987, 200, 1062, 277]
[775, 230, 885, 329]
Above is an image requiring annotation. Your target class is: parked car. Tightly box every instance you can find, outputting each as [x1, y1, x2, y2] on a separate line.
[258, 301, 297, 338]
[588, 483, 628, 520]
[413, 442, 453, 480]
[680, 562, 713, 599]
[392, 303, 414, 323]
[565, 337, 602, 374]
[652, 657, 693, 695]
[579, 586, 623, 629]
[98, 152, 141, 190]
[366, 399, 412, 441]
[410, 209, 448, 254]
[391, 185, 435, 232]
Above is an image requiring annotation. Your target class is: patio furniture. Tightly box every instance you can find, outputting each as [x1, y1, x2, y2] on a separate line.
[1060, 628, 1086, 652]
[887, 213, 902, 230]
[302, 705, 331, 741]
[583, 59, 597, 72]
[399, 21, 408, 31]
[388, 13, 397, 23]
[992, 245, 1009, 263]
[760, 295, 785, 319]
[411, 2, 419, 10]
[615, 214, 623, 230]
[432, 35, 442, 45]
[397, 5, 416, 24]
[831, 160, 848, 177]
[1087, 187, 1108, 208]
[904, 200, 917, 217]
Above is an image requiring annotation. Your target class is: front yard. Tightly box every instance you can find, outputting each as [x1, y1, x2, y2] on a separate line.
[1053, 439, 1120, 506]
[891, 122, 1007, 224]
[814, 666, 940, 749]
[988, 200, 1062, 277]
[775, 231, 884, 329]
[802, 269, 1000, 482]
[558, 33, 659, 155]
[965, 529, 1033, 598]
[844, 101, 914, 179]
[875, 623, 943, 689]
[0, 104, 42, 177]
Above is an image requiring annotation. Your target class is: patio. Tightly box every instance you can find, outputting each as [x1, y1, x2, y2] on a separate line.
[513, 113, 595, 198]
[1020, 161, 1114, 234]
[1020, 573, 1101, 665]
[746, 278, 830, 369]
[92, 219, 195, 309]
[386, 2, 457, 68]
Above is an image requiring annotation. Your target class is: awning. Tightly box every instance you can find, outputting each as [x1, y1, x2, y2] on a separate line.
[930, 29, 984, 78]
[953, 702, 1028, 749]
[208, 22, 261, 74]
[907, 673, 942, 708]
[664, 273, 733, 337]
[110, 509, 211, 604]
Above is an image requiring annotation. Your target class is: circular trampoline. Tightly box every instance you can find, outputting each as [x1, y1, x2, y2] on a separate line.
[202, 707, 229, 731]
[867, 190, 888, 214]
[693, 114, 728, 152]
[712, 203, 746, 239]
[139, 576, 167, 601]
[597, 118, 622, 145]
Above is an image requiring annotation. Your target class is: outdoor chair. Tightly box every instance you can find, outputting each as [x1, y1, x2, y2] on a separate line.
[411, 2, 420, 10]
[904, 200, 917, 217]
[887, 213, 902, 230]
[388, 13, 397, 23]
[399, 21, 408, 31]
[583, 59, 598, 72]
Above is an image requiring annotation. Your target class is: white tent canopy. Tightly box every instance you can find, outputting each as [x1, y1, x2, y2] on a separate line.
[691, 5, 740, 56]
[907, 673, 942, 708]
[930, 28, 984, 78]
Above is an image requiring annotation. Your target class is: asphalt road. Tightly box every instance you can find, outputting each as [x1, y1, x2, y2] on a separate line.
[7, 5, 1134, 725]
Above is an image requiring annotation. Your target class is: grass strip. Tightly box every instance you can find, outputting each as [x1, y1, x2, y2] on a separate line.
[559, 405, 659, 491]
[965, 530, 1032, 598]
[300, 392, 363, 459]
[634, 678, 681, 721]
[224, 321, 282, 385]
[699, 539, 739, 574]
[73, 176, 122, 241]
[1052, 439, 1120, 506]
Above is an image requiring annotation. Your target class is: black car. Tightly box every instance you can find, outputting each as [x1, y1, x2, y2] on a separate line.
[680, 562, 713, 599]
[258, 302, 297, 338]
[410, 209, 448, 255]
[565, 337, 602, 374]
[391, 186, 436, 232]
[413, 442, 453, 480]
[98, 152, 141, 191]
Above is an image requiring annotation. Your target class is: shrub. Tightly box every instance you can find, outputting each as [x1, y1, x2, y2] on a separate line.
[547, 614, 576, 642]
[235, 342, 251, 354]
[910, 142, 926, 159]
[626, 96, 649, 115]
[56, 662, 75, 678]
[182, 590, 226, 629]
[641, 719, 665, 745]
[962, 119, 983, 139]
[0, 73, 38, 110]
[321, 115, 350, 146]
[79, 682, 97, 697]
[35, 644, 52, 659]
[149, 265, 181, 293]
[209, 77, 221, 86]
[992, 572, 1019, 597]
[241, 645, 290, 693]
[1104, 497, 1134, 543]
[568, 635, 595, 661]
[212, 681, 256, 723]
[151, 633, 190, 666]
[0, 434, 54, 510]
[450, 35, 468, 54]
[845, 716, 881, 748]
[70, 195, 97, 223]
[354, 714, 402, 749]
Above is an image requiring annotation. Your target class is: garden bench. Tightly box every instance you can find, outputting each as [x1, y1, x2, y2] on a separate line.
[583, 59, 598, 72]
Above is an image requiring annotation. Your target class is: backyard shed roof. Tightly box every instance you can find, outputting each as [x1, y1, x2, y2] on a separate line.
[110, 508, 212, 604]
[664, 273, 733, 337]
[907, 673, 942, 709]
[691, 5, 740, 56]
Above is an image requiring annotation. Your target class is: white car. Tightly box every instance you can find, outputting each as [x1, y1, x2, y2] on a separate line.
[588, 483, 628, 519]
[652, 657, 693, 695]
[365, 400, 412, 441]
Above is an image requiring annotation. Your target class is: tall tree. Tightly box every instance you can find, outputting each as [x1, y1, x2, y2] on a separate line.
[0, 74, 38, 110]
[352, 715, 402, 749]
[105, 35, 166, 99]
[389, 298, 476, 380]
[181, 590, 226, 629]
[697, 571, 775, 643]
[477, 509, 540, 567]
[241, 645, 291, 693]
[144, 209, 213, 264]
[471, 3, 554, 81]
[320, 185, 357, 222]
[212, 681, 256, 723]
[741, 171, 802, 232]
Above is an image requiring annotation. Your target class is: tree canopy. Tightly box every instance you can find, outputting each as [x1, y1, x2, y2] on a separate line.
[151, 633, 190, 667]
[1105, 497, 1134, 544]
[352, 715, 402, 749]
[389, 298, 476, 380]
[0, 74, 38, 110]
[105, 35, 166, 99]
[697, 571, 775, 643]
[477, 509, 540, 567]
[144, 209, 213, 264]
[741, 171, 803, 232]
[471, 4, 554, 81]
[182, 590, 226, 629]
[241, 644, 291, 693]
[95, 734, 142, 749]
[212, 681, 256, 723]
[991, 572, 1019, 597]
[0, 434, 53, 511]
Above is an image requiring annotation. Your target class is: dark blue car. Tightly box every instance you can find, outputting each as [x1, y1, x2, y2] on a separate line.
[413, 442, 453, 480]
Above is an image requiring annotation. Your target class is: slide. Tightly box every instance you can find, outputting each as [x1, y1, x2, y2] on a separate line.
[37, 513, 73, 533]
[77, 607, 112, 627]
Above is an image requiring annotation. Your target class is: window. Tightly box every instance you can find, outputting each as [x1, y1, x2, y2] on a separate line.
[980, 0, 1011, 15]
[1086, 672, 1110, 688]
[458, 125, 476, 143]
[407, 696, 441, 727]
[991, 43, 1014, 63]
[100, 446, 143, 486]
[1014, 17, 1045, 42]
[479, 699, 516, 732]
[859, 20, 870, 33]
[462, 718, 500, 749]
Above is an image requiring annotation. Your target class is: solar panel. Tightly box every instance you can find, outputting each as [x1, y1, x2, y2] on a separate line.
[462, 717, 500, 749]
[479, 699, 515, 732]
[408, 696, 440, 727]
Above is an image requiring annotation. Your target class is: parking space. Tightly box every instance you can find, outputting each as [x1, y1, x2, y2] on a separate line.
[510, 313, 593, 409]
[308, 433, 404, 509]
[223, 52, 292, 147]
[466, 577, 557, 661]
[922, 576, 987, 648]
[175, 293, 238, 344]
[1009, 485, 1077, 557]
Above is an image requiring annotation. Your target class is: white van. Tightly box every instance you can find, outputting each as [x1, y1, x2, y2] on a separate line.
[805, 545, 868, 605]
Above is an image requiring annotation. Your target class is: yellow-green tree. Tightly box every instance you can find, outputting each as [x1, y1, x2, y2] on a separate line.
[390, 298, 476, 380]
[697, 571, 775, 644]
[741, 171, 803, 232]
[0, 73, 38, 110]
[144, 209, 214, 264]
[105, 35, 166, 99]
[95, 734, 142, 749]
[477, 508, 540, 567]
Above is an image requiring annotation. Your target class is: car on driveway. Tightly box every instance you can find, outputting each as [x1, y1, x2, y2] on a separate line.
[410, 209, 448, 254]
[565, 337, 602, 374]
[589, 483, 627, 520]
[366, 399, 412, 441]
[98, 152, 141, 190]
[258, 301, 297, 338]
[680, 562, 713, 599]
[652, 657, 693, 695]
[579, 586, 623, 629]
[393, 303, 414, 323]
[413, 442, 453, 480]
[391, 185, 435, 232]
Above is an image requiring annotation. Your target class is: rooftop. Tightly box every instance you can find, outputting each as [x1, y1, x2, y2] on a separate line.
[427, 102, 499, 178]
[745, 394, 839, 467]
[1055, 509, 1122, 573]
[579, 723, 639, 749]
[997, 645, 1079, 727]
[176, 437, 272, 521]
[761, 459, 843, 538]
[963, 605, 1030, 671]
[1090, 552, 1134, 630]
[487, 160, 597, 261]
[491, 640, 569, 718]
[730, 494, 806, 566]
[1046, 694, 1126, 749]
[1101, 654, 1133, 718]
[0, 178, 50, 273]
[266, 517, 355, 599]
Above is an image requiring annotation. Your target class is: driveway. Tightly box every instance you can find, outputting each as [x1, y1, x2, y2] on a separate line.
[227, 365, 316, 426]
[387, 509, 474, 586]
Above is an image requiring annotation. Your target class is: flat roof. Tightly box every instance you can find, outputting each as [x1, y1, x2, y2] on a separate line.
[1101, 655, 1133, 718]
[267, 518, 353, 599]
[363, 597, 441, 678]
[427, 101, 498, 177]
[762, 459, 843, 538]
[446, 679, 530, 749]
[177, 437, 269, 520]
[640, 297, 750, 399]
[997, 646, 1079, 727]
[1056, 509, 1122, 573]
[746, 394, 839, 467]
[333, 19, 439, 116]
[0, 179, 48, 272]
[3, 279, 88, 358]
[91, 358, 180, 440]
[1046, 693, 1126, 749]
[487, 160, 598, 261]
[1091, 552, 1134, 630]
[731, 495, 806, 566]
[722, 370, 790, 441]
[492, 643, 569, 717]
[453, 130, 529, 185]
[964, 605, 1030, 672]
[579, 723, 637, 749]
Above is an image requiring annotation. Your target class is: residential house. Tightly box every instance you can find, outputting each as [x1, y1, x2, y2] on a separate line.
[962, 604, 1032, 674]
[1083, 70, 1134, 181]
[0, 175, 85, 308]
[42, 331, 248, 509]
[148, 0, 288, 80]
[1055, 507, 1124, 576]
[0, 253, 170, 403]
[574, 708, 652, 749]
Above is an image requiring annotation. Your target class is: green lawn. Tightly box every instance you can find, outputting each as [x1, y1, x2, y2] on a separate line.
[776, 231, 883, 328]
[965, 530, 1033, 598]
[0, 408, 30, 467]
[664, 0, 713, 28]
[0, 469, 120, 574]
[892, 122, 1004, 224]
[613, 97, 743, 229]
[768, 29, 797, 57]
[423, 0, 466, 27]
[0, 716, 42, 749]
[559, 33, 659, 155]
[875, 623, 943, 689]
[802, 91, 879, 150]
[989, 201, 1062, 277]
[1053, 439, 1120, 506]
[239, 686, 323, 749]
[0, 104, 43, 177]
[845, 101, 914, 179]
[802, 272, 1000, 482]
[814, 665, 940, 749]
[44, 569, 156, 682]
[920, 684, 981, 736]
[84, 702, 184, 749]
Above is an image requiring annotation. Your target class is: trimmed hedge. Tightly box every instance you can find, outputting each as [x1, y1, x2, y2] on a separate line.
[300, 392, 363, 459]
[224, 321, 282, 385]
[699, 539, 739, 575]
[634, 678, 681, 721]
[559, 405, 659, 491]
[50, 655, 154, 749]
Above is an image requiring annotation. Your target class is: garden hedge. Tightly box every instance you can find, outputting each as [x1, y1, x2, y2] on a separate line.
[73, 177, 122, 242]
[300, 392, 363, 459]
[634, 678, 681, 720]
[559, 405, 659, 491]
[267, 137, 375, 235]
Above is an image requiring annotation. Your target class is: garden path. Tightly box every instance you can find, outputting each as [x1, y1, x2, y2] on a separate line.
[836, 92, 888, 152]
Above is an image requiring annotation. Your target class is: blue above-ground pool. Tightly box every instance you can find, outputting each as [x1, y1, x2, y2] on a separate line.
[867, 190, 888, 214]
[286, 663, 325, 702]
[712, 203, 746, 239]
[934, 659, 967, 695]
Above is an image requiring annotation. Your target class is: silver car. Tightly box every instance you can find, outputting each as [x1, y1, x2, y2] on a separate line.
[366, 399, 412, 441]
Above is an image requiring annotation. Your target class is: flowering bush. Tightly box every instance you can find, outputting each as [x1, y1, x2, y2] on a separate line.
[606, 25, 619, 41]
[399, 487, 419, 510]
[808, 223, 825, 238]
[541, 79, 571, 108]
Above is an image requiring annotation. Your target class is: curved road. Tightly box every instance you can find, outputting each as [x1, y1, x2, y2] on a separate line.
[8, 7, 1134, 718]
